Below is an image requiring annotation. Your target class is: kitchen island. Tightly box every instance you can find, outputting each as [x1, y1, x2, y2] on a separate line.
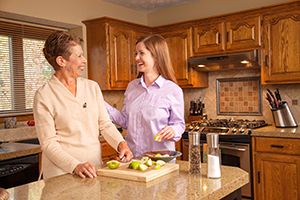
[6, 160, 248, 200]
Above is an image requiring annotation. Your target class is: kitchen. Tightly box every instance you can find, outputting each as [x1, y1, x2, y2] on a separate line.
[1, 0, 300, 199]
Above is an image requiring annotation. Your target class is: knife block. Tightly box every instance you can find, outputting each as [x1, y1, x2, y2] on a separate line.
[272, 102, 298, 128]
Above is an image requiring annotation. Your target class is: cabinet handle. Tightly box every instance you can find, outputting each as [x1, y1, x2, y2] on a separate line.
[226, 31, 229, 43]
[257, 171, 260, 184]
[270, 144, 284, 148]
[216, 32, 220, 44]
[264, 55, 269, 67]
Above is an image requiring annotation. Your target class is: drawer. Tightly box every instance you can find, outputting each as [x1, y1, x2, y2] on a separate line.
[255, 137, 300, 155]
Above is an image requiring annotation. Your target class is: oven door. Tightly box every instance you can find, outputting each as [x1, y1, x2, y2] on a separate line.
[0, 154, 39, 189]
[220, 142, 251, 199]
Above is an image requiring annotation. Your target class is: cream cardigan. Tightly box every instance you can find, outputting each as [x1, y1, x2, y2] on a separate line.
[33, 76, 124, 179]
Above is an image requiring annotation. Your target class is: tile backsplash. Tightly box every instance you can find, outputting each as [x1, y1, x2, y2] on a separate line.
[216, 77, 261, 115]
[103, 68, 300, 126]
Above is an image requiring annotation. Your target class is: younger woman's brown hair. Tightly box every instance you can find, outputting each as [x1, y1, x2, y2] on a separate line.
[136, 34, 177, 84]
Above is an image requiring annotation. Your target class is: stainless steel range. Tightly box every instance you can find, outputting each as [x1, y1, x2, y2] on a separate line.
[186, 118, 268, 135]
[182, 119, 268, 200]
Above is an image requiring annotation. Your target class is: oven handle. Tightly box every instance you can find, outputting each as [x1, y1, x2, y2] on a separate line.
[219, 144, 246, 152]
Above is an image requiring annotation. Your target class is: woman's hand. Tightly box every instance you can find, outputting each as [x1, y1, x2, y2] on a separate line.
[156, 126, 175, 141]
[117, 141, 133, 162]
[73, 162, 97, 178]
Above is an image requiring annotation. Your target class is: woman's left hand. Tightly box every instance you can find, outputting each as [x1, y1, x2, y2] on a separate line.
[156, 126, 175, 141]
[117, 141, 133, 162]
[73, 162, 97, 179]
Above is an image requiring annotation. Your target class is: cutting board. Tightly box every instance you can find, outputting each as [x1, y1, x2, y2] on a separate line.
[97, 163, 179, 182]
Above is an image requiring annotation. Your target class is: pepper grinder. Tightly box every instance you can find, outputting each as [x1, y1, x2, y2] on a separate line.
[206, 133, 221, 178]
[188, 131, 201, 174]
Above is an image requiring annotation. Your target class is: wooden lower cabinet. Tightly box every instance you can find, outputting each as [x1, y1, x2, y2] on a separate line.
[252, 137, 300, 200]
[101, 140, 118, 163]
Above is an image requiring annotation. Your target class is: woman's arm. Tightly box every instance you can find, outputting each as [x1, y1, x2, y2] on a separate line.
[104, 101, 128, 129]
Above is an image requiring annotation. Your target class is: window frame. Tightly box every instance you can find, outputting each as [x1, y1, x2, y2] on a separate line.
[0, 21, 56, 117]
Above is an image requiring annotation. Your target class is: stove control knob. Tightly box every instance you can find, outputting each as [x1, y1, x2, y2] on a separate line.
[188, 125, 194, 131]
[194, 126, 200, 131]
[231, 128, 237, 134]
[239, 128, 245, 134]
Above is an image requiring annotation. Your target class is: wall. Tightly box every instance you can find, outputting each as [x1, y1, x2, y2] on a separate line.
[147, 0, 293, 26]
[0, 0, 148, 26]
[0, 0, 148, 77]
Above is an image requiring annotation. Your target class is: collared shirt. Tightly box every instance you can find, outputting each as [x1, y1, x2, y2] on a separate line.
[106, 75, 185, 157]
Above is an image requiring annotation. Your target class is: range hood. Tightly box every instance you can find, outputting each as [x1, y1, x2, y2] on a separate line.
[188, 50, 260, 72]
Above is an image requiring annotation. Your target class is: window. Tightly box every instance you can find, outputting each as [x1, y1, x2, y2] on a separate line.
[0, 21, 55, 116]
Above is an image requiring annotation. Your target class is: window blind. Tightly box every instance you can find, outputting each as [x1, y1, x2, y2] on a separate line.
[0, 21, 56, 116]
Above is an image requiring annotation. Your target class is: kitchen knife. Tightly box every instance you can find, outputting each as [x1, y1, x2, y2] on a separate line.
[266, 92, 275, 109]
[275, 88, 282, 107]
[267, 89, 279, 109]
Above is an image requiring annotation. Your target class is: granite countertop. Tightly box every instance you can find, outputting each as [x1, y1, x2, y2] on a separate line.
[0, 143, 41, 161]
[0, 125, 36, 143]
[251, 125, 300, 139]
[6, 161, 248, 200]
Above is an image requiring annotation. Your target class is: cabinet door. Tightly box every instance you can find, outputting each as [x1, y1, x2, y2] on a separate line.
[193, 21, 225, 55]
[261, 9, 300, 84]
[226, 15, 261, 51]
[109, 26, 133, 89]
[254, 153, 300, 200]
[161, 28, 208, 88]
[101, 140, 118, 163]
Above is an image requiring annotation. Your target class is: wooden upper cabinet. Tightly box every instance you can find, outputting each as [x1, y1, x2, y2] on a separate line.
[226, 15, 261, 51]
[261, 7, 300, 84]
[158, 27, 208, 88]
[109, 26, 133, 89]
[193, 21, 225, 55]
[83, 18, 151, 90]
[193, 15, 261, 55]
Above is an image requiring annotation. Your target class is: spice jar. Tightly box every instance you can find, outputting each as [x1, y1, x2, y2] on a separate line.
[188, 131, 201, 174]
[206, 133, 221, 178]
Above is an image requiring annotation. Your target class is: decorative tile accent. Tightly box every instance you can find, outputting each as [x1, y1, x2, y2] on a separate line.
[216, 77, 262, 115]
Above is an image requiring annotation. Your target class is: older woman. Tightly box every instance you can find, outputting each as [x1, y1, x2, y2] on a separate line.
[33, 31, 133, 179]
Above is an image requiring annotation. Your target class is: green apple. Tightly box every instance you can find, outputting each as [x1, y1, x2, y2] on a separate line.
[128, 160, 141, 170]
[154, 134, 162, 142]
[106, 160, 120, 169]
[145, 158, 153, 167]
[156, 160, 166, 166]
[139, 163, 148, 171]
[154, 164, 161, 170]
